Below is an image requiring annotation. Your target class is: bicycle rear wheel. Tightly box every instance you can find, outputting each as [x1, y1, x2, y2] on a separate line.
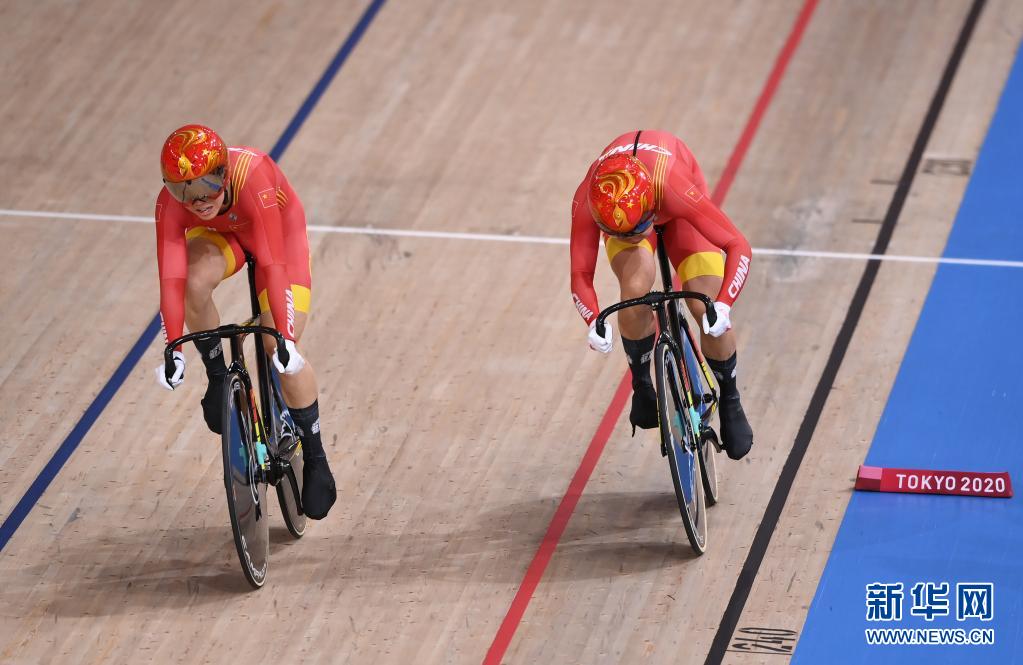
[266, 364, 305, 537]
[699, 428, 720, 506]
[274, 417, 306, 537]
[222, 370, 270, 588]
[677, 321, 720, 506]
[655, 340, 707, 554]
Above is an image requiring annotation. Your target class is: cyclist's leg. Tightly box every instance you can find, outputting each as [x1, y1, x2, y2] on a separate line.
[665, 222, 753, 459]
[184, 228, 237, 330]
[255, 232, 314, 407]
[185, 228, 245, 434]
[256, 212, 317, 409]
[662, 220, 732, 352]
[258, 306, 315, 407]
[256, 201, 336, 519]
[607, 233, 657, 337]
[677, 278, 735, 361]
[607, 232, 659, 430]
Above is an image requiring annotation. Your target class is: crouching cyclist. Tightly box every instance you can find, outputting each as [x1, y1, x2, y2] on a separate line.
[153, 124, 336, 518]
[570, 130, 754, 459]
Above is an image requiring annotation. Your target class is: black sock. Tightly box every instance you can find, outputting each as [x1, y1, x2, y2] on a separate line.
[622, 334, 655, 388]
[193, 336, 227, 378]
[290, 400, 325, 459]
[707, 352, 739, 399]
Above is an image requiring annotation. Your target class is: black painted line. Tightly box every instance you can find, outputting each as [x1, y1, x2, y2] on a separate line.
[703, 1, 988, 662]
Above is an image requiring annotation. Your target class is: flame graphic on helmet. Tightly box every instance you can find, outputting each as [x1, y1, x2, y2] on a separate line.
[596, 169, 646, 229]
[176, 154, 194, 179]
[162, 126, 226, 182]
[173, 128, 207, 179]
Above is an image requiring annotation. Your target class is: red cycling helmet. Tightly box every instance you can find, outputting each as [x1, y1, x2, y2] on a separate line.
[160, 124, 229, 203]
[588, 153, 655, 237]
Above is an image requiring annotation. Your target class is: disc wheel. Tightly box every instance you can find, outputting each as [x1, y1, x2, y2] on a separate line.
[267, 365, 306, 538]
[676, 301, 720, 506]
[655, 341, 707, 555]
[275, 423, 306, 539]
[699, 427, 720, 506]
[222, 371, 270, 588]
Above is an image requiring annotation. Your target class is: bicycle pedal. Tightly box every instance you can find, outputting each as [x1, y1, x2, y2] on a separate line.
[702, 393, 715, 404]
[701, 429, 723, 453]
[267, 457, 291, 485]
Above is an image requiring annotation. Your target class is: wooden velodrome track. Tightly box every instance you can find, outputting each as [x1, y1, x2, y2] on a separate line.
[2, 1, 1022, 663]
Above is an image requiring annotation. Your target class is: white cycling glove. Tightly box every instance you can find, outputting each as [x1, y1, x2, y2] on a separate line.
[588, 321, 614, 354]
[155, 350, 186, 390]
[272, 339, 306, 375]
[702, 302, 732, 338]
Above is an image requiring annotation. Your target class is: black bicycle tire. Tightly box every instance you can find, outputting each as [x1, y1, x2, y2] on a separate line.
[655, 340, 707, 554]
[275, 438, 306, 539]
[222, 371, 270, 589]
[700, 428, 720, 506]
[265, 364, 306, 538]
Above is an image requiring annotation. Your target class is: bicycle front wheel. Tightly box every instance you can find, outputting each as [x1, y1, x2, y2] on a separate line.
[655, 340, 707, 554]
[222, 371, 270, 588]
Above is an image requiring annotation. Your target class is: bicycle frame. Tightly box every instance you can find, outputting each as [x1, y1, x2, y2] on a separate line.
[651, 226, 719, 414]
[243, 254, 285, 446]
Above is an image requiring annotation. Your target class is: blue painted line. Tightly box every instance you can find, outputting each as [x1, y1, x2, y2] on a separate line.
[0, 315, 162, 549]
[269, 0, 387, 161]
[792, 40, 1023, 664]
[0, 1, 387, 553]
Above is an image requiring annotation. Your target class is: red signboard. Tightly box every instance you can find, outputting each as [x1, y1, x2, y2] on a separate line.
[855, 465, 1012, 498]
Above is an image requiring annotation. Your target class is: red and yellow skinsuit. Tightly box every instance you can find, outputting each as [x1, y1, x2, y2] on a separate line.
[569, 130, 752, 325]
[155, 147, 311, 346]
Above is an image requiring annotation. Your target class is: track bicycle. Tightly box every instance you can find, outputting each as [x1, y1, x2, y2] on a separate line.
[164, 255, 306, 588]
[595, 224, 723, 554]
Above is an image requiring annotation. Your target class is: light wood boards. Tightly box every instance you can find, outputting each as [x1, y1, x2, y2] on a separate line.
[0, 1, 1018, 663]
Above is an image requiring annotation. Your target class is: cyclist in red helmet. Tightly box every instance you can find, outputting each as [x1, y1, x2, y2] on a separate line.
[570, 130, 754, 460]
[154, 124, 336, 519]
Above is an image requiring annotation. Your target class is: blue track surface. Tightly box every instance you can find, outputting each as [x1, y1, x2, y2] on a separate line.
[792, 42, 1023, 664]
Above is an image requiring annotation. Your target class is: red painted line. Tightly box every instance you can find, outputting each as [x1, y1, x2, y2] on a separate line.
[482, 372, 633, 665]
[712, 0, 819, 205]
[482, 2, 819, 662]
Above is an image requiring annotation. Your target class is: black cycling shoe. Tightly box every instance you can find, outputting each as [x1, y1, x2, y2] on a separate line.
[630, 382, 660, 432]
[200, 372, 227, 435]
[719, 395, 754, 460]
[302, 454, 337, 520]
